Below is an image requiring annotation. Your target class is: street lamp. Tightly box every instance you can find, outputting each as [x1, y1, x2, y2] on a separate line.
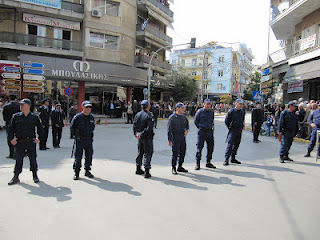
[147, 42, 191, 101]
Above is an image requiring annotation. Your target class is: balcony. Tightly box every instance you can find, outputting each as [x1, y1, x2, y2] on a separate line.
[138, 0, 174, 23]
[61, 2, 84, 14]
[135, 55, 172, 73]
[269, 32, 320, 64]
[0, 31, 82, 57]
[136, 24, 172, 48]
[270, 0, 320, 40]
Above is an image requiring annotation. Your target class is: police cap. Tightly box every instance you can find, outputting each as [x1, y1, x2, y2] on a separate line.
[141, 100, 149, 107]
[204, 99, 212, 104]
[19, 98, 31, 105]
[288, 101, 297, 106]
[175, 102, 185, 108]
[235, 99, 244, 104]
[82, 101, 92, 107]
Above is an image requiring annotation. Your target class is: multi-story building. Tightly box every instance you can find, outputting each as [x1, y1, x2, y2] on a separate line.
[269, 0, 320, 102]
[170, 42, 254, 102]
[0, 0, 174, 113]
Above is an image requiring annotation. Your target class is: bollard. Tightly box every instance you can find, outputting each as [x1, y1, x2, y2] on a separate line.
[105, 115, 108, 126]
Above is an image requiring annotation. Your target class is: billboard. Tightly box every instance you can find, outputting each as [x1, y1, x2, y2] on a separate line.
[15, 0, 61, 9]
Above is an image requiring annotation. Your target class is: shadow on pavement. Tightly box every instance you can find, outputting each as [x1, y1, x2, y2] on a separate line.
[19, 182, 72, 202]
[81, 177, 141, 196]
[151, 176, 208, 191]
[291, 161, 320, 168]
[242, 163, 305, 174]
[183, 172, 246, 187]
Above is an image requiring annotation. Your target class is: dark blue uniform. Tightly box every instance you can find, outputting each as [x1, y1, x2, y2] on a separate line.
[51, 109, 65, 148]
[3, 101, 20, 157]
[225, 108, 245, 160]
[70, 113, 95, 173]
[133, 110, 154, 169]
[307, 109, 320, 154]
[167, 113, 189, 168]
[278, 109, 298, 157]
[194, 108, 215, 162]
[38, 105, 50, 149]
[8, 112, 43, 175]
[251, 107, 264, 142]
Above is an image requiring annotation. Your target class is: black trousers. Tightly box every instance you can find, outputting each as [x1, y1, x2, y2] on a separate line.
[40, 124, 49, 149]
[253, 123, 262, 141]
[172, 137, 186, 167]
[136, 138, 153, 169]
[14, 141, 37, 174]
[52, 126, 62, 147]
[6, 124, 15, 157]
[127, 113, 133, 124]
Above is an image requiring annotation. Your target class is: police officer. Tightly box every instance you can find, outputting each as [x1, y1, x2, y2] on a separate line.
[7, 99, 44, 185]
[251, 102, 264, 143]
[3, 94, 20, 158]
[51, 103, 65, 148]
[70, 101, 95, 180]
[194, 99, 215, 170]
[304, 103, 320, 157]
[278, 101, 298, 163]
[38, 98, 50, 150]
[133, 100, 154, 178]
[167, 102, 189, 175]
[224, 99, 245, 166]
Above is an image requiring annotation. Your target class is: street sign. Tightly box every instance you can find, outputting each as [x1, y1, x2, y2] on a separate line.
[23, 87, 45, 93]
[2, 79, 21, 85]
[252, 90, 262, 101]
[64, 87, 73, 96]
[1, 66, 20, 72]
[23, 81, 45, 87]
[2, 85, 20, 91]
[23, 74, 45, 81]
[23, 62, 45, 68]
[1, 73, 21, 79]
[23, 68, 45, 75]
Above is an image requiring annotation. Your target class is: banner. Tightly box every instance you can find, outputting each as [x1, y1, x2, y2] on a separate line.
[16, 0, 61, 9]
[288, 80, 303, 93]
[301, 34, 316, 51]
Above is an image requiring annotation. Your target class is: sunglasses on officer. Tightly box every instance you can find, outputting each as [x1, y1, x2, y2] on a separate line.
[85, 106, 92, 108]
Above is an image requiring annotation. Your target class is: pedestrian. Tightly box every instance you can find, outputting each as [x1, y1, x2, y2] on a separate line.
[51, 103, 65, 148]
[297, 103, 306, 138]
[224, 99, 245, 166]
[251, 102, 264, 143]
[304, 103, 320, 157]
[150, 101, 159, 128]
[0, 102, 5, 129]
[126, 101, 133, 124]
[70, 101, 95, 180]
[266, 113, 273, 136]
[38, 98, 50, 150]
[7, 99, 44, 185]
[133, 100, 154, 178]
[194, 99, 216, 170]
[167, 102, 189, 175]
[302, 104, 312, 139]
[278, 101, 298, 163]
[132, 100, 140, 120]
[3, 94, 20, 159]
[109, 101, 115, 118]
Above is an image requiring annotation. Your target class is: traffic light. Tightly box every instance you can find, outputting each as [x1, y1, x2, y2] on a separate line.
[191, 38, 196, 48]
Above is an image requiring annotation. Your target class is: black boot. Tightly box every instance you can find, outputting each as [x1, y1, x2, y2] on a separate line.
[177, 165, 188, 172]
[172, 166, 178, 175]
[32, 172, 40, 183]
[85, 170, 94, 178]
[304, 151, 311, 157]
[194, 160, 200, 170]
[73, 171, 80, 180]
[279, 155, 284, 163]
[8, 174, 20, 185]
[135, 166, 145, 175]
[206, 160, 216, 169]
[283, 156, 293, 161]
[144, 169, 151, 178]
[223, 158, 229, 166]
[231, 158, 241, 164]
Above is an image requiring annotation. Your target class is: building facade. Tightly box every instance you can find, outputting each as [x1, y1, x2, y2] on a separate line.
[0, 0, 174, 113]
[170, 42, 254, 102]
[269, 0, 320, 103]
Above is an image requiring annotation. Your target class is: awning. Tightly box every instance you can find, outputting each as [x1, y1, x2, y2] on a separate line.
[272, 62, 289, 78]
[146, 6, 174, 29]
[284, 59, 320, 82]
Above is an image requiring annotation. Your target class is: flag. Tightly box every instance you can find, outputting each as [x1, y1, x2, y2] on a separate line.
[142, 19, 148, 30]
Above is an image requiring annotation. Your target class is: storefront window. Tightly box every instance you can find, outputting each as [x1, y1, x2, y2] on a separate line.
[90, 32, 119, 49]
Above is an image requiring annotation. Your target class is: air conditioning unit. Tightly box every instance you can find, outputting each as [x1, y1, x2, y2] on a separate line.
[91, 10, 102, 17]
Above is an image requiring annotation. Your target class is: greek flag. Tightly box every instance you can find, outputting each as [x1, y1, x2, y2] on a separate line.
[142, 19, 148, 30]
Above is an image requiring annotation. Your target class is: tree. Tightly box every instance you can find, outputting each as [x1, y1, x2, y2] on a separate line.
[243, 71, 262, 101]
[169, 67, 199, 102]
[220, 94, 232, 104]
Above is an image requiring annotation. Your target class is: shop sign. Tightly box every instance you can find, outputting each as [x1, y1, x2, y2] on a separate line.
[301, 34, 316, 51]
[288, 80, 303, 93]
[17, 0, 61, 9]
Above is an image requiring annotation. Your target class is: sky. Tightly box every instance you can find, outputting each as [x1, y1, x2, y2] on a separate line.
[168, 0, 281, 65]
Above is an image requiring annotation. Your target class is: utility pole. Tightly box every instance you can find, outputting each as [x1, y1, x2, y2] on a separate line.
[200, 50, 208, 104]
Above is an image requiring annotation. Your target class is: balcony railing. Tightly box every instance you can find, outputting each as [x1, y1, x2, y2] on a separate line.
[135, 55, 172, 71]
[141, 0, 173, 18]
[269, 33, 320, 63]
[0, 31, 82, 52]
[271, 0, 301, 20]
[136, 25, 172, 44]
[61, 2, 84, 14]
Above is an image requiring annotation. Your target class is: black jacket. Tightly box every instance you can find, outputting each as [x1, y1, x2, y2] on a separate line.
[133, 110, 154, 139]
[38, 105, 50, 126]
[51, 109, 65, 128]
[3, 101, 20, 124]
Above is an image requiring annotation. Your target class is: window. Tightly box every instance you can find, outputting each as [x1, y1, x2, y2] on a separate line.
[28, 24, 46, 37]
[54, 29, 71, 40]
[192, 58, 197, 66]
[204, 57, 209, 65]
[219, 55, 224, 63]
[181, 59, 185, 66]
[203, 71, 208, 80]
[90, 32, 119, 49]
[192, 72, 197, 76]
[172, 59, 177, 65]
[217, 83, 223, 90]
[92, 0, 120, 17]
[218, 70, 223, 77]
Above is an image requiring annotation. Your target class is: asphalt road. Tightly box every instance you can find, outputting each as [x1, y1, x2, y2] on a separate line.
[0, 116, 319, 240]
